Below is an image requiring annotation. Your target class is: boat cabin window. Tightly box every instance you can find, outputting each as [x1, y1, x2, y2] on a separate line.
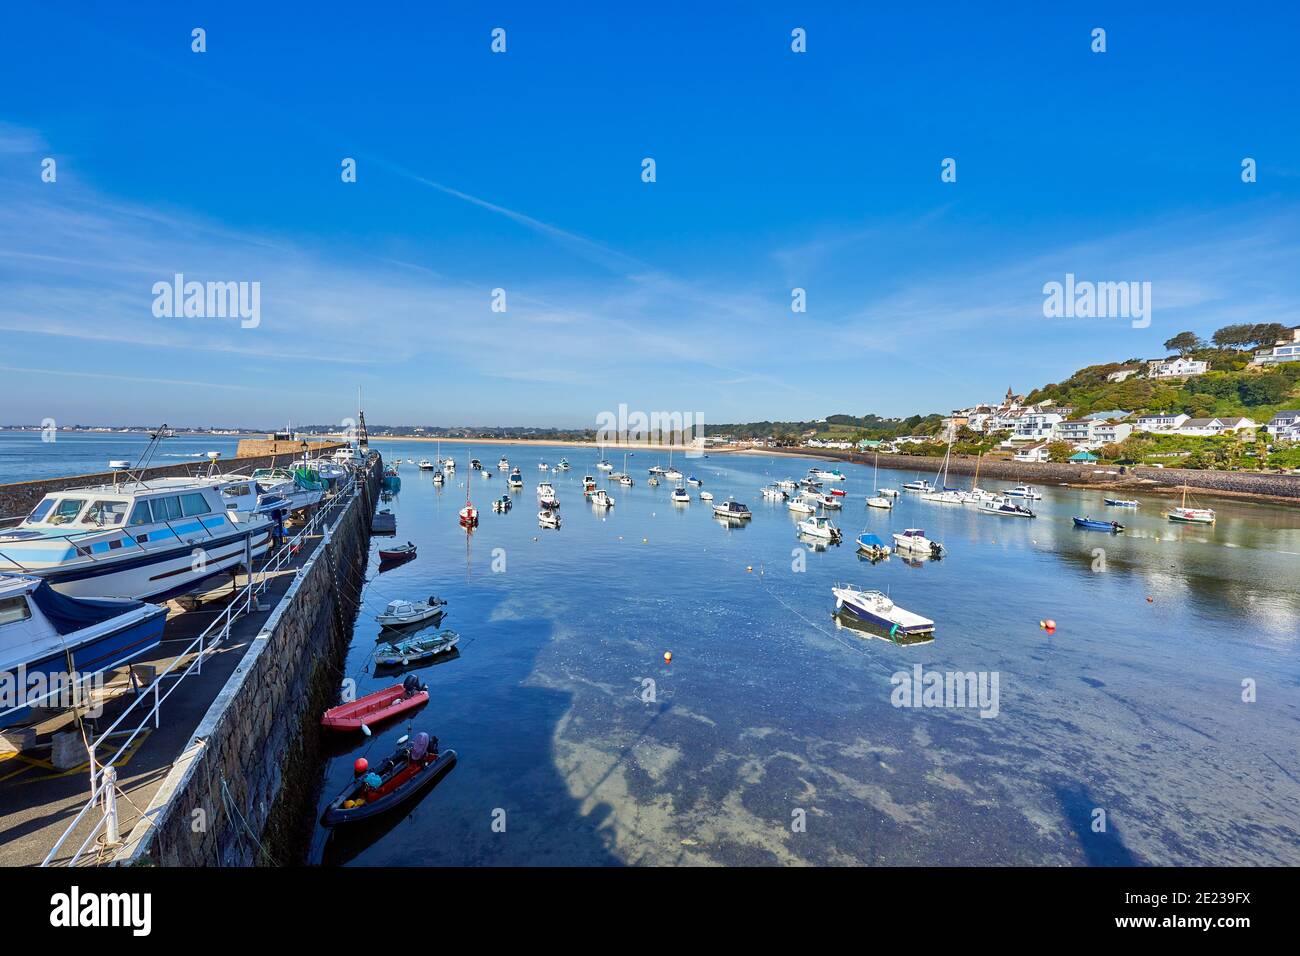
[25, 499, 55, 524]
[150, 496, 184, 522]
[47, 498, 88, 525]
[128, 500, 153, 525]
[221, 483, 252, 499]
[84, 500, 128, 526]
[0, 595, 32, 626]
[180, 493, 211, 517]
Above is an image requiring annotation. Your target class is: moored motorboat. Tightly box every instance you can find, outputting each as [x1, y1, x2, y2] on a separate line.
[492, 495, 512, 512]
[762, 484, 788, 501]
[810, 468, 846, 482]
[699, 491, 714, 501]
[538, 510, 561, 529]
[670, 484, 691, 504]
[1004, 485, 1042, 500]
[787, 495, 817, 514]
[320, 732, 455, 827]
[508, 468, 523, 488]
[798, 515, 842, 541]
[713, 499, 751, 520]
[418, 459, 434, 470]
[832, 584, 934, 637]
[536, 481, 558, 506]
[854, 532, 891, 559]
[1073, 517, 1124, 533]
[321, 674, 427, 733]
[459, 503, 478, 527]
[375, 629, 459, 667]
[979, 496, 1035, 518]
[902, 478, 933, 493]
[866, 495, 893, 510]
[498, 457, 509, 470]
[891, 528, 943, 557]
[375, 596, 447, 628]
[589, 489, 615, 508]
[1104, 498, 1138, 508]
[432, 470, 445, 485]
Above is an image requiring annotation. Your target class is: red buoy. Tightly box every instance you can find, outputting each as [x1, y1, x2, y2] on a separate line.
[353, 757, 369, 775]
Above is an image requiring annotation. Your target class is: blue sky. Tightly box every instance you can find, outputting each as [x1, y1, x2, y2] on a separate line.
[1, 2, 1297, 429]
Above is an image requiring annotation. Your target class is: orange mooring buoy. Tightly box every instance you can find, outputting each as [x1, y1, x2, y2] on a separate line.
[663, 651, 672, 664]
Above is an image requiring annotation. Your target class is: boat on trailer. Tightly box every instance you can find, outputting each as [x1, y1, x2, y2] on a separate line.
[0, 574, 168, 722]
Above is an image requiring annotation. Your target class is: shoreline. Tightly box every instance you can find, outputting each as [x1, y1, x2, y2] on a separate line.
[741, 446, 1300, 507]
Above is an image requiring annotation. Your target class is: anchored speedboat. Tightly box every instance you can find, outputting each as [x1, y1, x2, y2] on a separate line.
[832, 584, 934, 637]
[891, 528, 943, 557]
[713, 499, 751, 520]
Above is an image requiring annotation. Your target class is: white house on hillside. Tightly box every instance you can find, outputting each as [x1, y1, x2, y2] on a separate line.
[1053, 419, 1097, 444]
[1135, 413, 1190, 432]
[1176, 417, 1258, 437]
[1013, 443, 1051, 462]
[1012, 411, 1064, 442]
[1147, 357, 1209, 378]
[1265, 411, 1300, 441]
[1094, 422, 1134, 444]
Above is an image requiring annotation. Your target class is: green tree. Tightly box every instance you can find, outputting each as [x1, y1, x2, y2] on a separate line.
[1238, 374, 1288, 406]
[1046, 440, 1074, 463]
[1163, 331, 1204, 354]
[1212, 324, 1257, 349]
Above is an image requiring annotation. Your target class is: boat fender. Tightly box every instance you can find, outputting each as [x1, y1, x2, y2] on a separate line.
[354, 758, 369, 775]
[363, 772, 382, 789]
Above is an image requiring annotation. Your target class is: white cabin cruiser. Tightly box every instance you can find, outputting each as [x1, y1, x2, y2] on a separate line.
[538, 510, 561, 529]
[713, 500, 751, 520]
[375, 596, 447, 629]
[832, 585, 934, 637]
[670, 485, 691, 504]
[589, 489, 615, 508]
[1003, 485, 1042, 500]
[0, 476, 274, 601]
[810, 468, 846, 482]
[798, 515, 842, 541]
[787, 496, 818, 515]
[536, 482, 558, 506]
[891, 528, 944, 556]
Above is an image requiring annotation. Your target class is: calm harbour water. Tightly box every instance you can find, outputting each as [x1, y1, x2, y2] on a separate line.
[0, 431, 243, 487]
[309, 442, 1299, 866]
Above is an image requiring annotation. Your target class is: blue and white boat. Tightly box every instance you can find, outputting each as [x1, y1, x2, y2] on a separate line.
[0, 476, 274, 601]
[0, 574, 168, 721]
[1104, 498, 1138, 508]
[1073, 516, 1124, 533]
[810, 468, 846, 482]
[855, 532, 892, 558]
[832, 584, 934, 636]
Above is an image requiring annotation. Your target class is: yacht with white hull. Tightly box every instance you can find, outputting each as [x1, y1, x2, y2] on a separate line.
[0, 476, 274, 601]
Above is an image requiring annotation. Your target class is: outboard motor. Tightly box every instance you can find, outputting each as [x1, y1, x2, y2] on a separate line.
[409, 732, 430, 761]
[402, 674, 422, 698]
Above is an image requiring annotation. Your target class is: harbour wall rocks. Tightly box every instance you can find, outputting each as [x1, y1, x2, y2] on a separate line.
[0, 444, 345, 522]
[763, 448, 1300, 501]
[115, 460, 380, 866]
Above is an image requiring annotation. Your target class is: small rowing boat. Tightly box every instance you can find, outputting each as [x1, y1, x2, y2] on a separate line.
[375, 629, 459, 667]
[377, 541, 417, 562]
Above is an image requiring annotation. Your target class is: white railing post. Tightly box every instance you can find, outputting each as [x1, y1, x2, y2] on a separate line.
[103, 766, 119, 845]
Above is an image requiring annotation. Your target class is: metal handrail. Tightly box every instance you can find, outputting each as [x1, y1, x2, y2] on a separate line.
[39, 465, 369, 866]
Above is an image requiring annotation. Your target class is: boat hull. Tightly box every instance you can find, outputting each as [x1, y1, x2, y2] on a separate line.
[321, 684, 429, 732]
[321, 749, 457, 827]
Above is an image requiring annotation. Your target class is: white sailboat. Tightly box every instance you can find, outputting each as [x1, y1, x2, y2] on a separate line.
[866, 451, 893, 510]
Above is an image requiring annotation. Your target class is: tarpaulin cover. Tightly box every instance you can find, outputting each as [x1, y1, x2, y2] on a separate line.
[28, 580, 144, 635]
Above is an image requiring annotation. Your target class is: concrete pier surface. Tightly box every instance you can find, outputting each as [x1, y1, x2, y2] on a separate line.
[0, 468, 370, 867]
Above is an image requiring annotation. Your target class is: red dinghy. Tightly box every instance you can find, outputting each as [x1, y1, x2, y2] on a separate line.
[321, 675, 428, 732]
[829, 489, 847, 497]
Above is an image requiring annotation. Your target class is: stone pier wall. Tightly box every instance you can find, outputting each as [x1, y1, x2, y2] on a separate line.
[115, 459, 380, 866]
